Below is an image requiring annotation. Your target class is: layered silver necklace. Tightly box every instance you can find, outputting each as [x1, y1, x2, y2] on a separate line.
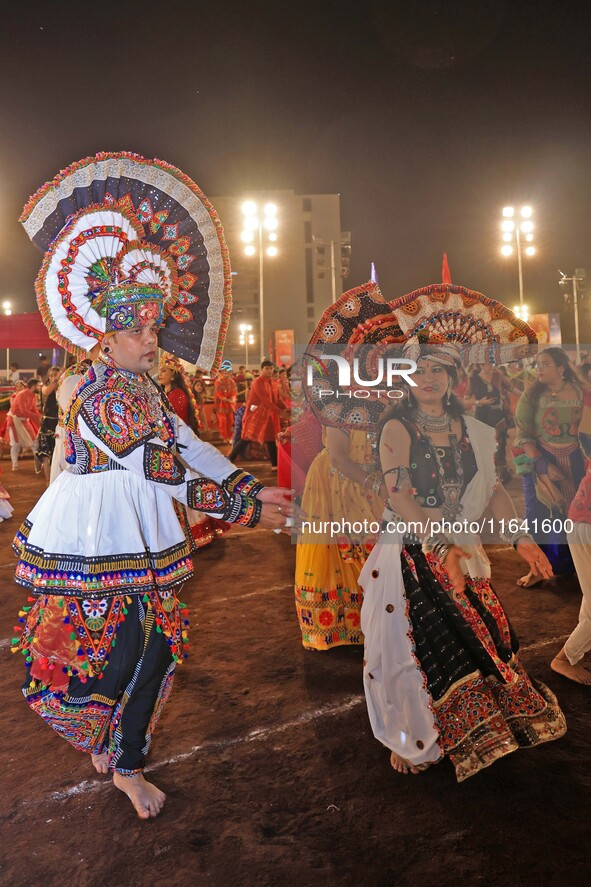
[412, 407, 453, 434]
[412, 408, 464, 519]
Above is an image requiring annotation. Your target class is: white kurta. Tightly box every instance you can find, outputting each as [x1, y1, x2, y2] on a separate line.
[24, 416, 240, 569]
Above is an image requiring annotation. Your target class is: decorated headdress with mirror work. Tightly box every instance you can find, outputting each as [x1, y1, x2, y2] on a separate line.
[304, 280, 537, 431]
[20, 151, 232, 374]
[390, 283, 537, 367]
[303, 281, 406, 430]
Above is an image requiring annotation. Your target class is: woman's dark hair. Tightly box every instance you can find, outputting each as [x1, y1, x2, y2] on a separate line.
[378, 363, 464, 436]
[527, 347, 578, 408]
[171, 371, 200, 433]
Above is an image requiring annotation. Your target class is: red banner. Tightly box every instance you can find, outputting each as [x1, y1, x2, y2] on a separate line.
[274, 329, 294, 367]
[0, 313, 58, 349]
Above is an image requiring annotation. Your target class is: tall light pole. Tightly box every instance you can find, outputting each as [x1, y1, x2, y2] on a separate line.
[239, 322, 254, 368]
[241, 201, 279, 362]
[500, 205, 536, 314]
[312, 236, 338, 304]
[3, 300, 11, 378]
[559, 269, 586, 363]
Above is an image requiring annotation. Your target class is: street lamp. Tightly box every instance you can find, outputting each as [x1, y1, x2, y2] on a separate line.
[241, 201, 279, 362]
[500, 206, 536, 309]
[312, 236, 339, 304]
[559, 269, 586, 363]
[239, 322, 254, 368]
[3, 301, 12, 378]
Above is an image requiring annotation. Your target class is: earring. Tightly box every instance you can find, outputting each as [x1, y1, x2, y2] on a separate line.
[445, 386, 452, 407]
[103, 345, 110, 354]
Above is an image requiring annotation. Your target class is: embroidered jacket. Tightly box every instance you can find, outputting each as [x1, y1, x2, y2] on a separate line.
[64, 356, 263, 524]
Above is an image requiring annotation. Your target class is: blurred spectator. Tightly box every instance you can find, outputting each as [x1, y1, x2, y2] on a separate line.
[277, 367, 291, 403]
[229, 360, 288, 468]
[158, 358, 200, 434]
[213, 360, 237, 443]
[36, 355, 51, 382]
[513, 347, 584, 585]
[4, 378, 41, 470]
[235, 365, 248, 403]
[467, 364, 512, 483]
[191, 371, 210, 431]
[36, 366, 62, 481]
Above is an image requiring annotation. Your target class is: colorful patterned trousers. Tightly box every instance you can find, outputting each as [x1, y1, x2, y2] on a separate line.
[23, 597, 175, 773]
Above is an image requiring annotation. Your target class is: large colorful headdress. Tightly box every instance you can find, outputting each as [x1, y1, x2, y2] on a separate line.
[302, 281, 406, 430]
[303, 280, 537, 430]
[20, 151, 232, 373]
[389, 283, 537, 365]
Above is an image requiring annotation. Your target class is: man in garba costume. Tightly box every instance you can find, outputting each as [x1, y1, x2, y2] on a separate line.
[12, 152, 294, 818]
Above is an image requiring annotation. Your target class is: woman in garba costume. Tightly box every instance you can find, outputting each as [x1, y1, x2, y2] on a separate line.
[12, 152, 294, 819]
[357, 284, 566, 781]
[159, 352, 231, 550]
[514, 347, 584, 587]
[294, 427, 385, 650]
[35, 365, 62, 482]
[158, 352, 201, 434]
[213, 360, 237, 443]
[297, 282, 407, 650]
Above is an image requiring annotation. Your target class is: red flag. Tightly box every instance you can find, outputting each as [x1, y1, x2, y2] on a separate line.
[442, 253, 452, 284]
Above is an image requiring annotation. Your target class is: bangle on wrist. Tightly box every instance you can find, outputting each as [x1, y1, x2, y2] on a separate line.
[362, 473, 374, 491]
[500, 529, 535, 548]
[422, 540, 452, 562]
[423, 532, 451, 552]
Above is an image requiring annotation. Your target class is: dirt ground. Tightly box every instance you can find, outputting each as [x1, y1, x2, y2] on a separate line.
[1, 456, 590, 887]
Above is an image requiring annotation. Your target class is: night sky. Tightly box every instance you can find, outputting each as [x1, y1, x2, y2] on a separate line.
[2, 0, 591, 341]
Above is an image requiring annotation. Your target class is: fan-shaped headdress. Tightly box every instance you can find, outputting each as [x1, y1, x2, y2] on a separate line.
[302, 281, 406, 430]
[389, 282, 537, 366]
[303, 280, 537, 430]
[20, 151, 231, 374]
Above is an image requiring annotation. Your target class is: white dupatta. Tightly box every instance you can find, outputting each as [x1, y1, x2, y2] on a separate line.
[359, 415, 499, 765]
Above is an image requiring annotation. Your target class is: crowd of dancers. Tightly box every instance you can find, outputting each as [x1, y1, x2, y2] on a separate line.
[4, 151, 591, 820]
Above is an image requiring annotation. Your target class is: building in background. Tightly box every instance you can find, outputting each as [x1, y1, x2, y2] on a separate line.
[211, 190, 350, 368]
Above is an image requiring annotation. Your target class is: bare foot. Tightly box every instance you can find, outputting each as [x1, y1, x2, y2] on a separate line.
[390, 751, 421, 775]
[551, 650, 591, 685]
[516, 571, 543, 588]
[91, 751, 110, 774]
[113, 771, 166, 819]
